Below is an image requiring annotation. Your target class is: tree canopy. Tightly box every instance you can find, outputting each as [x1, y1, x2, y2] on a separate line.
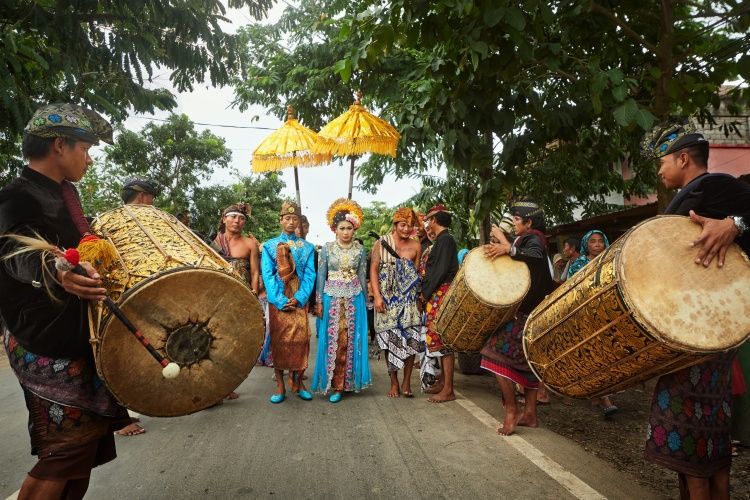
[1, 0, 273, 184]
[232, 0, 750, 236]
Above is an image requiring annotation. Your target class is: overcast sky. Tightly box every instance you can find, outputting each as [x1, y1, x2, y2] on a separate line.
[101, 3, 436, 245]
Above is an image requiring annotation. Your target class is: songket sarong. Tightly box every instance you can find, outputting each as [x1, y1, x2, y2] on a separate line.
[479, 314, 538, 389]
[311, 293, 371, 394]
[420, 283, 451, 389]
[645, 353, 734, 477]
[3, 331, 129, 480]
[268, 243, 309, 371]
[375, 259, 423, 372]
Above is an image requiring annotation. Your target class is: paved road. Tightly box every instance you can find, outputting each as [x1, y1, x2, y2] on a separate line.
[0, 333, 663, 500]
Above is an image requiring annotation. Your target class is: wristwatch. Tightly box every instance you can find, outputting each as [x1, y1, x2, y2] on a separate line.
[730, 216, 747, 236]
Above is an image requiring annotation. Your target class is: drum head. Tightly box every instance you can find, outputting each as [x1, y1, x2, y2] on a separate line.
[619, 215, 750, 352]
[463, 249, 530, 306]
[99, 268, 264, 417]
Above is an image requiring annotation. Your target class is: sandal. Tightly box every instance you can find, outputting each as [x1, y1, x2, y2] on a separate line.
[603, 405, 619, 417]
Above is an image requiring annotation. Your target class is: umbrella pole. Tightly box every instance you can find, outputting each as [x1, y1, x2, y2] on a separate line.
[294, 166, 301, 207]
[347, 156, 355, 200]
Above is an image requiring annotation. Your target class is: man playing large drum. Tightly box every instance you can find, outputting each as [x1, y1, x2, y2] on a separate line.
[0, 103, 130, 499]
[482, 200, 555, 436]
[643, 124, 750, 499]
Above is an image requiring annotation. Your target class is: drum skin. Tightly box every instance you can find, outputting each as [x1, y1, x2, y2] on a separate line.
[90, 205, 263, 417]
[524, 216, 750, 399]
[435, 248, 530, 352]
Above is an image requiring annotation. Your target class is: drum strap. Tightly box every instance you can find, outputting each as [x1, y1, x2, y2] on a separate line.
[379, 238, 402, 261]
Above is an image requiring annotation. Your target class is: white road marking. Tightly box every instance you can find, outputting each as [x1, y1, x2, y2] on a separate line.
[454, 390, 607, 500]
[4, 489, 19, 500]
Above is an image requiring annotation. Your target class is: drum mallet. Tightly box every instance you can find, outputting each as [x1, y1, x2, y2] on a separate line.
[59, 248, 181, 379]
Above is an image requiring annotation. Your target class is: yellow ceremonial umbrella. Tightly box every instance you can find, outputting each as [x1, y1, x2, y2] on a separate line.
[252, 106, 332, 206]
[314, 91, 400, 199]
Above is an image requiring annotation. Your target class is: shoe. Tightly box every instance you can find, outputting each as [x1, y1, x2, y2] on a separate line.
[269, 393, 285, 404]
[297, 389, 313, 401]
[329, 392, 342, 403]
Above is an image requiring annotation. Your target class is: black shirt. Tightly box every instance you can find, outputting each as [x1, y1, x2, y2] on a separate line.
[665, 173, 750, 254]
[422, 229, 458, 299]
[0, 167, 88, 358]
[511, 233, 555, 314]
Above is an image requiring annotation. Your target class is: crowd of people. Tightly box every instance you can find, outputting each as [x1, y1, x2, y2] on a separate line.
[1, 103, 749, 500]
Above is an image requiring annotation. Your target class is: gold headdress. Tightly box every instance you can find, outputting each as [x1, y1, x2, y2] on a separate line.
[326, 198, 364, 230]
[392, 207, 417, 226]
[280, 200, 301, 218]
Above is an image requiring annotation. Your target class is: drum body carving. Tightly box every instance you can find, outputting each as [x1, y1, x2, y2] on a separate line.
[524, 216, 750, 399]
[90, 205, 263, 417]
[435, 248, 530, 352]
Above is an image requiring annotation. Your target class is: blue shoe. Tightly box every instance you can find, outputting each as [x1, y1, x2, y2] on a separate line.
[328, 392, 342, 404]
[269, 393, 285, 404]
[297, 389, 313, 401]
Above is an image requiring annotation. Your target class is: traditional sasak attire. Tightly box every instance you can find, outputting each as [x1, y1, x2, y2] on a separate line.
[374, 233, 423, 372]
[261, 210, 316, 376]
[310, 241, 371, 394]
[419, 207, 458, 389]
[0, 104, 129, 482]
[642, 126, 750, 479]
[310, 199, 371, 398]
[211, 232, 252, 286]
[480, 202, 554, 389]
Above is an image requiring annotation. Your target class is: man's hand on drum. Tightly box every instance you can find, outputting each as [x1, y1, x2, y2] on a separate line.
[374, 296, 386, 314]
[484, 241, 511, 260]
[689, 210, 739, 268]
[282, 298, 298, 311]
[57, 262, 107, 301]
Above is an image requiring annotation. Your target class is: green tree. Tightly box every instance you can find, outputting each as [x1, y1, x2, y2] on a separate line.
[102, 114, 232, 211]
[357, 201, 394, 251]
[233, 0, 750, 237]
[1, 0, 273, 184]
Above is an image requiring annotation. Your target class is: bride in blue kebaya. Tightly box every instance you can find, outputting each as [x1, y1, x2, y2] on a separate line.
[310, 198, 372, 403]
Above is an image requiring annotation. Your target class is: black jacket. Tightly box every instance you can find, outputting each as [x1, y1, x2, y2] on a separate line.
[665, 173, 750, 254]
[422, 230, 458, 299]
[0, 167, 89, 358]
[511, 232, 555, 314]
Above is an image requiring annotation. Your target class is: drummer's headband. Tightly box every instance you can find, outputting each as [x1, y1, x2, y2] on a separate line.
[223, 211, 246, 218]
[511, 201, 543, 218]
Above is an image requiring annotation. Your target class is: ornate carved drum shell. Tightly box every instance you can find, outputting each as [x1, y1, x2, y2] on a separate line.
[435, 248, 530, 352]
[524, 215, 750, 399]
[90, 205, 264, 417]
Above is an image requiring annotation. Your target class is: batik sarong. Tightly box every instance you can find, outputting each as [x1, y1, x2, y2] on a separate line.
[3, 331, 129, 479]
[375, 256, 423, 372]
[268, 243, 309, 371]
[480, 313, 538, 389]
[645, 353, 734, 477]
[420, 283, 451, 389]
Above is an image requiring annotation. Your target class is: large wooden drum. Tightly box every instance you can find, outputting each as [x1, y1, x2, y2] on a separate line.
[89, 205, 264, 417]
[435, 248, 530, 352]
[524, 215, 750, 399]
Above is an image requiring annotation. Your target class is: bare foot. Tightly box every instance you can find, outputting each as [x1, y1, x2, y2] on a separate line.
[387, 383, 400, 398]
[516, 413, 538, 428]
[427, 391, 455, 403]
[401, 383, 413, 398]
[225, 391, 240, 400]
[424, 384, 443, 394]
[497, 407, 518, 436]
[115, 423, 146, 436]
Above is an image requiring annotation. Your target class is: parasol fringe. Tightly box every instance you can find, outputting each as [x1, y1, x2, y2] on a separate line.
[252, 153, 332, 173]
[313, 136, 398, 158]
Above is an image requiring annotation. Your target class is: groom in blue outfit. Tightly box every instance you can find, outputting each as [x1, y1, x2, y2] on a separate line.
[261, 200, 317, 403]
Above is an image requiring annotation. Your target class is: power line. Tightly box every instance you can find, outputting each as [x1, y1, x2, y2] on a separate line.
[132, 115, 277, 130]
